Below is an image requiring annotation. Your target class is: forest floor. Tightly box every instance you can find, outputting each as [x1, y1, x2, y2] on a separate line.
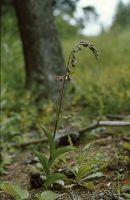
[1, 128, 130, 200]
[1, 10, 130, 200]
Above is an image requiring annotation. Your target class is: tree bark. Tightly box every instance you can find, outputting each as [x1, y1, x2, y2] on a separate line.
[13, 0, 65, 98]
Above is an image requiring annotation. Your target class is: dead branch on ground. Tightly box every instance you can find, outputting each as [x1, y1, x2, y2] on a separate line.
[12, 120, 130, 148]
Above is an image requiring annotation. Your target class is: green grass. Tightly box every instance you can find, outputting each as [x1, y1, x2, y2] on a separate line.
[1, 10, 130, 135]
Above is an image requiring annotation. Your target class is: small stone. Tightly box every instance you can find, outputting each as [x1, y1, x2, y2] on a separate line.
[30, 173, 43, 189]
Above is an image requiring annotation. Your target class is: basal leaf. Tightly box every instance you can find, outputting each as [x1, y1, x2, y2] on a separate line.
[49, 146, 75, 167]
[76, 163, 91, 182]
[40, 125, 55, 155]
[34, 151, 50, 177]
[123, 142, 130, 151]
[44, 173, 65, 189]
[84, 172, 104, 180]
[0, 183, 29, 199]
[39, 191, 58, 200]
[82, 181, 95, 191]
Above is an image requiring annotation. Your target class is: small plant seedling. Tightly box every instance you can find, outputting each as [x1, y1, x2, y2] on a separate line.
[74, 153, 103, 184]
[35, 41, 99, 190]
[0, 182, 29, 200]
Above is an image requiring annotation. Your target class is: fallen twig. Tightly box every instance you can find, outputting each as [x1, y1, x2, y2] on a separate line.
[106, 114, 130, 120]
[13, 120, 130, 148]
[78, 120, 130, 134]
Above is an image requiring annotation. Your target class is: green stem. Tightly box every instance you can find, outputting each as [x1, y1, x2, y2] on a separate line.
[53, 49, 75, 138]
[53, 67, 68, 138]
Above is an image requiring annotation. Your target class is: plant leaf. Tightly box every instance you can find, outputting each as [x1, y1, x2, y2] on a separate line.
[68, 135, 73, 146]
[82, 181, 95, 191]
[34, 151, 50, 177]
[49, 146, 75, 167]
[41, 125, 55, 155]
[0, 183, 29, 199]
[76, 163, 91, 182]
[37, 191, 58, 200]
[82, 172, 104, 181]
[44, 173, 65, 189]
[41, 191, 58, 200]
[122, 193, 130, 198]
[123, 142, 130, 151]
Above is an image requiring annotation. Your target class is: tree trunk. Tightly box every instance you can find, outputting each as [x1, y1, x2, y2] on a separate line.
[13, 0, 65, 98]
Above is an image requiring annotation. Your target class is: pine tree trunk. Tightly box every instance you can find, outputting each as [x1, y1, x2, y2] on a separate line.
[14, 0, 65, 98]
